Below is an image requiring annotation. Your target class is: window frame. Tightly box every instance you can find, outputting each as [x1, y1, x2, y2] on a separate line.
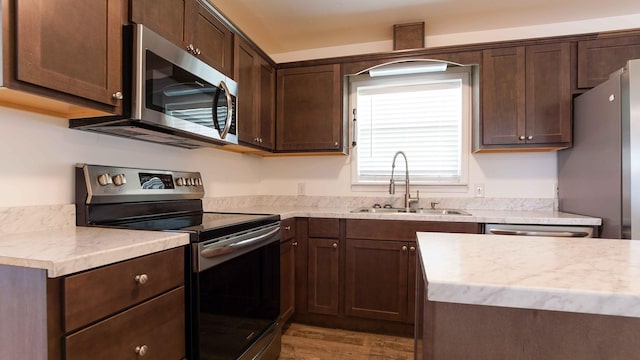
[348, 66, 473, 192]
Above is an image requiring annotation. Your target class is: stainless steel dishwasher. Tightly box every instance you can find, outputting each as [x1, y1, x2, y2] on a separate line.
[484, 223, 594, 238]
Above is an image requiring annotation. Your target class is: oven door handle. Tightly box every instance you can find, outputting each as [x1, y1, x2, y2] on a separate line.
[200, 226, 280, 259]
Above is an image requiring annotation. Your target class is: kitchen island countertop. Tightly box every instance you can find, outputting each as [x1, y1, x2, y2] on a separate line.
[417, 232, 640, 318]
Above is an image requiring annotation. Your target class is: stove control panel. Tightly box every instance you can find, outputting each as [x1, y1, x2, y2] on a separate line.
[77, 164, 205, 204]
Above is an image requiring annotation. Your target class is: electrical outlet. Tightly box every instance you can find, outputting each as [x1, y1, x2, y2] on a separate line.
[297, 183, 306, 196]
[473, 183, 484, 198]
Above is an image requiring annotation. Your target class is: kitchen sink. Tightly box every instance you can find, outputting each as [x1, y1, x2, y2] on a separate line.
[351, 207, 471, 216]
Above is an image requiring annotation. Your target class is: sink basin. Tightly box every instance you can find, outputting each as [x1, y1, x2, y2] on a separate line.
[351, 207, 471, 216]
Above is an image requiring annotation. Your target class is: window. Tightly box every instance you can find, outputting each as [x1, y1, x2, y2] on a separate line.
[349, 66, 472, 189]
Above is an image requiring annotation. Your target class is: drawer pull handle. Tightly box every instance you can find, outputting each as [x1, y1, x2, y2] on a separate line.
[135, 344, 149, 356]
[134, 274, 148, 285]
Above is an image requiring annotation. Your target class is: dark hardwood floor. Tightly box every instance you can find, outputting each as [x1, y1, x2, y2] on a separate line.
[280, 323, 414, 359]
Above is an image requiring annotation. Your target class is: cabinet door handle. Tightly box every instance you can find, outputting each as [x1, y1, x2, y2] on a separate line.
[292, 241, 298, 246]
[112, 91, 123, 100]
[519, 135, 525, 140]
[409, 246, 416, 252]
[135, 344, 148, 356]
[284, 226, 291, 230]
[402, 245, 408, 252]
[527, 135, 533, 140]
[134, 274, 148, 285]
[351, 108, 357, 147]
[334, 141, 339, 148]
[332, 242, 338, 249]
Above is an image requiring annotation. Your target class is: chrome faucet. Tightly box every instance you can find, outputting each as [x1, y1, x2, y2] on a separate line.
[389, 151, 419, 210]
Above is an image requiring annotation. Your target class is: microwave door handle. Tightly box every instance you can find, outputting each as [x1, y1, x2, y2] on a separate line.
[214, 81, 233, 139]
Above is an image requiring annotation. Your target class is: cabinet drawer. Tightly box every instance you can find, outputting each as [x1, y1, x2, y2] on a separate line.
[65, 286, 185, 360]
[281, 218, 296, 241]
[346, 219, 480, 240]
[308, 218, 340, 238]
[63, 247, 184, 332]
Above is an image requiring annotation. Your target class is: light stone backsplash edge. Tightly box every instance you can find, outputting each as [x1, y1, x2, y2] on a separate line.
[0, 204, 76, 235]
[203, 195, 557, 212]
[0, 197, 557, 235]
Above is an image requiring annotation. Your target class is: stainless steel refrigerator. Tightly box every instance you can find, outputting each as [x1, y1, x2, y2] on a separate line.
[558, 59, 640, 239]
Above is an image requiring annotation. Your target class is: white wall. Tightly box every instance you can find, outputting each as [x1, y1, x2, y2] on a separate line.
[1, 104, 556, 208]
[257, 151, 557, 199]
[0, 107, 262, 207]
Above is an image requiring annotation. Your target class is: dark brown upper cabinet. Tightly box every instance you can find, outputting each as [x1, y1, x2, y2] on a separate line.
[4, 0, 127, 118]
[130, 0, 187, 46]
[235, 37, 275, 151]
[276, 64, 345, 153]
[185, 0, 233, 77]
[478, 43, 571, 151]
[577, 34, 640, 89]
[131, 0, 233, 77]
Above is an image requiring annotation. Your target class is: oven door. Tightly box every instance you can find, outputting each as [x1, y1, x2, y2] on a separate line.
[189, 223, 281, 360]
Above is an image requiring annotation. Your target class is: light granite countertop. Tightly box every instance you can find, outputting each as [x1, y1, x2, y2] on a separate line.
[0, 199, 600, 279]
[0, 227, 189, 277]
[215, 206, 602, 226]
[416, 232, 640, 318]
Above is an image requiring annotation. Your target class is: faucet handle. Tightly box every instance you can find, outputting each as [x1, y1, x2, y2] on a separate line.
[430, 201, 439, 210]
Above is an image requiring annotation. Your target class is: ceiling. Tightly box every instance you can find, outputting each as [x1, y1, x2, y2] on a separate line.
[209, 0, 640, 56]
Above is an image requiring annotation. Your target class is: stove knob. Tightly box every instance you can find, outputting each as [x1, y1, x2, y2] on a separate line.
[112, 174, 127, 186]
[196, 178, 203, 186]
[97, 173, 112, 186]
[187, 178, 194, 186]
[176, 177, 185, 186]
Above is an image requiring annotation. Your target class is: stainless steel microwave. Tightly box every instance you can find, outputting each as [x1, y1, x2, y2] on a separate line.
[70, 24, 238, 149]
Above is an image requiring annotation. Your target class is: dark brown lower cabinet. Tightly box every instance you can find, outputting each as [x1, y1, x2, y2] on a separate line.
[418, 298, 640, 359]
[344, 219, 479, 325]
[59, 248, 185, 359]
[1, 247, 186, 360]
[307, 237, 340, 315]
[280, 218, 297, 323]
[65, 287, 185, 360]
[345, 239, 415, 323]
[292, 218, 480, 335]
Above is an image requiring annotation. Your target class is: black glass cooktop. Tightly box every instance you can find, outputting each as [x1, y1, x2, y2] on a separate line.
[101, 212, 280, 242]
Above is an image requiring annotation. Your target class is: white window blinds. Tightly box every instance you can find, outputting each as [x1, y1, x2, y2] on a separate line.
[351, 69, 470, 185]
